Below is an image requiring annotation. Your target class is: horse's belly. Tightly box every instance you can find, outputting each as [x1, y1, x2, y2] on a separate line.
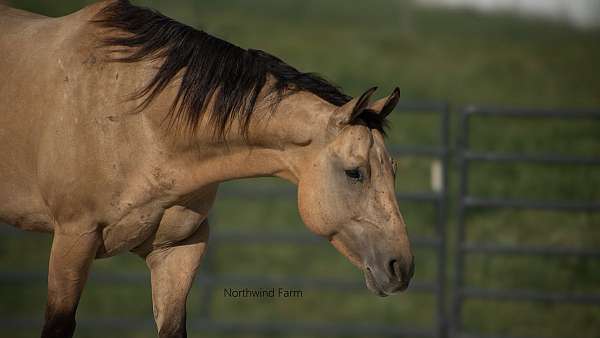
[0, 178, 54, 232]
[1, 211, 53, 233]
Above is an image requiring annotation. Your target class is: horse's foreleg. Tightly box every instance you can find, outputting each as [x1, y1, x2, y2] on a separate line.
[145, 220, 209, 338]
[41, 230, 100, 338]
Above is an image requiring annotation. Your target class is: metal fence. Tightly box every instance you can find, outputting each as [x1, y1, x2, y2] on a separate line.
[451, 106, 600, 338]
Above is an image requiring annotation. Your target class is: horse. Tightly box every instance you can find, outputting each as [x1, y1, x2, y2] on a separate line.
[0, 1, 414, 337]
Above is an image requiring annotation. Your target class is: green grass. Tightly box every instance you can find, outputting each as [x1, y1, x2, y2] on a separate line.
[2, 0, 600, 337]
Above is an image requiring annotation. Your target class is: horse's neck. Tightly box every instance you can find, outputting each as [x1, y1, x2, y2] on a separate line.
[151, 91, 332, 196]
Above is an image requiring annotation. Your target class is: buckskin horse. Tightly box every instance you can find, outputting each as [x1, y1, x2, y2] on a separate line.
[0, 1, 414, 337]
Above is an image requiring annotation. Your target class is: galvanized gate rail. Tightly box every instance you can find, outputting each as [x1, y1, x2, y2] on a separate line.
[197, 101, 451, 337]
[451, 106, 600, 338]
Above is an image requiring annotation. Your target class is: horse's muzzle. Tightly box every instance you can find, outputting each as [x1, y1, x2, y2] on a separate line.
[364, 256, 414, 297]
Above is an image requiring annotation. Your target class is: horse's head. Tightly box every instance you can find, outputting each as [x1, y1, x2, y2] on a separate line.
[297, 87, 413, 296]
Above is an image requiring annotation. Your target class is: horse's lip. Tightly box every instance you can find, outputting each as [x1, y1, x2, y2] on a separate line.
[364, 266, 409, 296]
[390, 281, 410, 293]
[364, 266, 388, 297]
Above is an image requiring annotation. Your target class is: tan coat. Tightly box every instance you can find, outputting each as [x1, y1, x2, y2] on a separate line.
[0, 2, 413, 337]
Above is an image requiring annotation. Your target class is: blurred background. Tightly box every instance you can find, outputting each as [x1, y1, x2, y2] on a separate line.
[1, 0, 599, 337]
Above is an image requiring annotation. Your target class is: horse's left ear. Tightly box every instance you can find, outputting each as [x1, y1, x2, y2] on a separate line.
[369, 87, 400, 119]
[330, 86, 378, 127]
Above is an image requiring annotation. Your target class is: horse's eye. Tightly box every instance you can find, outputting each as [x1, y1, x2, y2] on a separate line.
[345, 169, 363, 182]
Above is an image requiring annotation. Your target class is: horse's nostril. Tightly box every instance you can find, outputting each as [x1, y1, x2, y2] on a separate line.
[388, 259, 401, 280]
[388, 258, 414, 283]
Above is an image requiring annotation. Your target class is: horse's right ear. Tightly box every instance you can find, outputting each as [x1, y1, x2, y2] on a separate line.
[330, 87, 378, 128]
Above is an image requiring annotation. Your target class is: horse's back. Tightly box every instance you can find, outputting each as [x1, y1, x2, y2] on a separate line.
[0, 1, 109, 132]
[0, 3, 48, 21]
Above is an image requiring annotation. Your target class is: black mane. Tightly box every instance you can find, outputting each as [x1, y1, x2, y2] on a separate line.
[94, 0, 386, 138]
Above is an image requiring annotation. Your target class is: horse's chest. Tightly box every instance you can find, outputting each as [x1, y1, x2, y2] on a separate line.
[97, 185, 218, 257]
[98, 200, 167, 257]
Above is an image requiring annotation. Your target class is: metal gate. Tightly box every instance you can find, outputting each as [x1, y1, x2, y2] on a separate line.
[451, 106, 600, 338]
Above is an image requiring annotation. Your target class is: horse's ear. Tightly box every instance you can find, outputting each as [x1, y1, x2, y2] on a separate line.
[369, 87, 400, 119]
[330, 87, 378, 127]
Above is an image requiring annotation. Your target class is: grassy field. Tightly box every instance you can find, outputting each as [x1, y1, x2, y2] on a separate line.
[1, 0, 600, 337]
